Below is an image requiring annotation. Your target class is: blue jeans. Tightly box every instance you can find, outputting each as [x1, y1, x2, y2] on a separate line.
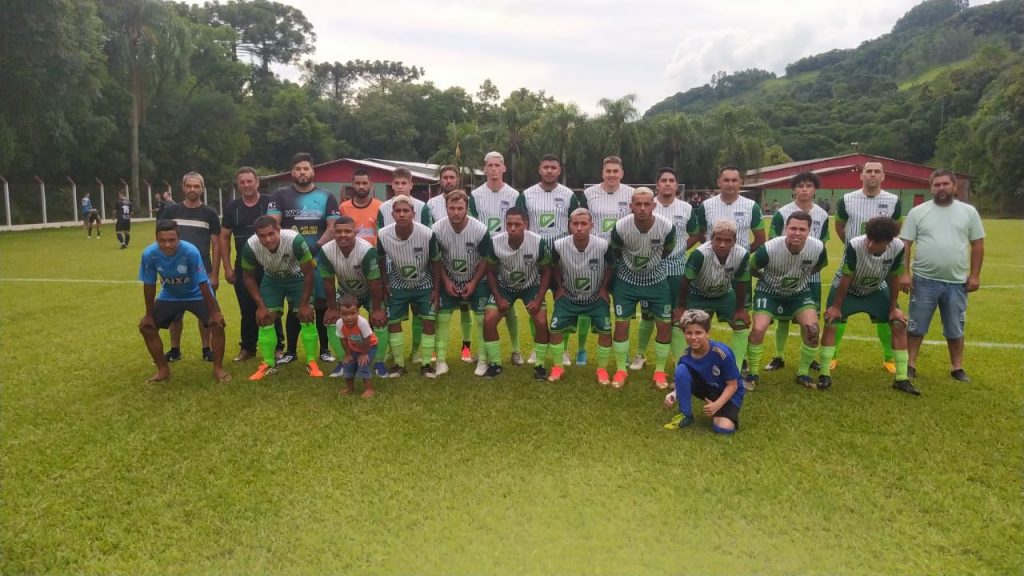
[908, 276, 967, 339]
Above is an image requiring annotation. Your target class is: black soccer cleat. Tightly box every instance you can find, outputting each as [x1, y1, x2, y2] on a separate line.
[893, 379, 921, 396]
[817, 375, 832, 390]
[533, 366, 548, 381]
[796, 374, 815, 389]
[483, 363, 503, 378]
[764, 357, 786, 371]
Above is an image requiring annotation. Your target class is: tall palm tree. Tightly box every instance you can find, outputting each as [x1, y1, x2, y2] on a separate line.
[535, 102, 583, 183]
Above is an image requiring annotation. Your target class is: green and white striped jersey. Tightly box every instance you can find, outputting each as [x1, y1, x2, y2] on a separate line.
[432, 216, 493, 285]
[552, 235, 612, 304]
[469, 183, 521, 234]
[521, 183, 575, 242]
[752, 236, 827, 297]
[487, 230, 550, 291]
[316, 237, 380, 298]
[654, 197, 696, 276]
[835, 235, 904, 296]
[240, 229, 312, 281]
[426, 195, 448, 224]
[685, 242, 750, 298]
[770, 202, 830, 283]
[377, 222, 440, 291]
[836, 189, 902, 241]
[694, 194, 764, 249]
[610, 214, 676, 286]
[571, 184, 635, 240]
[377, 196, 433, 229]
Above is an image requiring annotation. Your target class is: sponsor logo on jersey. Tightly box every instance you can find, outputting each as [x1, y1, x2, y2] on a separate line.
[401, 265, 418, 279]
[414, 247, 424, 260]
[177, 264, 189, 274]
[712, 366, 721, 377]
[345, 279, 362, 289]
[509, 270, 526, 284]
[553, 197, 564, 206]
[523, 253, 535, 265]
[452, 259, 468, 273]
[487, 217, 501, 232]
[164, 276, 192, 286]
[574, 277, 592, 291]
[539, 213, 556, 228]
[601, 218, 616, 232]
[634, 255, 650, 269]
[588, 258, 599, 271]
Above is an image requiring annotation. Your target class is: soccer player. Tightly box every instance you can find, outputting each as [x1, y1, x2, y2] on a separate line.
[138, 220, 228, 383]
[318, 215, 388, 376]
[547, 208, 614, 383]
[163, 172, 222, 363]
[268, 153, 339, 366]
[339, 169, 382, 246]
[470, 151, 527, 365]
[432, 190, 493, 377]
[482, 208, 552, 379]
[114, 190, 132, 249]
[608, 187, 676, 388]
[568, 155, 635, 366]
[764, 171, 830, 372]
[241, 216, 323, 381]
[219, 167, 278, 363]
[521, 154, 575, 367]
[746, 212, 828, 389]
[429, 165, 475, 362]
[820, 217, 917, 395]
[377, 195, 442, 378]
[662, 309, 744, 435]
[673, 219, 752, 373]
[899, 169, 985, 382]
[632, 167, 698, 371]
[81, 193, 102, 238]
[332, 294, 379, 398]
[833, 161, 902, 373]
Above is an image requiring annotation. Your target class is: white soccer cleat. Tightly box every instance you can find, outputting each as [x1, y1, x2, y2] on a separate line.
[474, 359, 489, 377]
[411, 351, 422, 364]
[629, 354, 647, 371]
[434, 361, 449, 377]
[510, 352, 525, 365]
[562, 352, 572, 367]
[527, 350, 537, 364]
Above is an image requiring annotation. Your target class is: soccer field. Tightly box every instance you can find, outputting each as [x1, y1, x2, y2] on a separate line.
[1, 221, 1021, 574]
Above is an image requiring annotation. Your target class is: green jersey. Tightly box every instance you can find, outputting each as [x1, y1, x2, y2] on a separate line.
[752, 236, 827, 297]
[610, 214, 676, 286]
[694, 193, 764, 250]
[771, 202, 830, 283]
[685, 242, 750, 299]
[432, 216, 493, 285]
[377, 222, 440, 291]
[317, 237, 380, 299]
[552, 235, 613, 304]
[521, 183, 575, 242]
[569, 184, 635, 240]
[241, 229, 312, 281]
[837, 235, 904, 296]
[835, 189, 902, 241]
[377, 197, 433, 229]
[487, 230, 550, 291]
[469, 183, 522, 234]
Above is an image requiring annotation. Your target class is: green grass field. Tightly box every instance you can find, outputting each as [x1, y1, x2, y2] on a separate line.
[2, 221, 1022, 574]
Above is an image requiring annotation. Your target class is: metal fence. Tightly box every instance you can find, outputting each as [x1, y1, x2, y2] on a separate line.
[0, 175, 236, 231]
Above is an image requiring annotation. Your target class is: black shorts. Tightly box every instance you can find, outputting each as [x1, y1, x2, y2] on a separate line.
[153, 299, 210, 329]
[87, 211, 101, 224]
[115, 219, 131, 231]
[690, 374, 741, 427]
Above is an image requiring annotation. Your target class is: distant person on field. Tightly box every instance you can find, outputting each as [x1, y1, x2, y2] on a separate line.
[81, 193, 101, 238]
[114, 189, 132, 249]
[899, 169, 984, 382]
[138, 220, 228, 383]
[152, 193, 165, 219]
[663, 309, 744, 435]
[332, 294, 379, 398]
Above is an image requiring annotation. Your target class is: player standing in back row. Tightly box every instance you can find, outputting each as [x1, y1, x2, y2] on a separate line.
[114, 189, 132, 249]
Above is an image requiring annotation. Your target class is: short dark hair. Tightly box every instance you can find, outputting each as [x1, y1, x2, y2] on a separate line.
[439, 165, 459, 177]
[236, 166, 259, 179]
[790, 171, 820, 189]
[253, 215, 279, 230]
[785, 211, 812, 228]
[393, 167, 413, 181]
[657, 167, 677, 180]
[353, 169, 369, 179]
[505, 207, 528, 224]
[602, 156, 623, 167]
[929, 169, 957, 184]
[334, 215, 355, 227]
[155, 219, 178, 234]
[338, 293, 359, 309]
[864, 217, 900, 242]
[719, 165, 742, 176]
[540, 154, 560, 165]
[291, 152, 313, 167]
[446, 190, 469, 206]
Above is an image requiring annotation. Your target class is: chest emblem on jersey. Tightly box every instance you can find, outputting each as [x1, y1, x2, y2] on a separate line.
[452, 259, 468, 273]
[400, 266, 418, 279]
[553, 197, 565, 206]
[724, 266, 735, 274]
[733, 211, 745, 219]
[601, 218, 616, 232]
[177, 264, 188, 274]
[346, 279, 362, 289]
[523, 253, 535, 265]
[509, 271, 527, 284]
[413, 247, 423, 260]
[588, 258, 599, 271]
[674, 215, 685, 224]
[487, 218, 501, 232]
[575, 277, 592, 291]
[617, 202, 629, 214]
[634, 255, 650, 268]
[800, 258, 813, 270]
[540, 213, 556, 228]
[712, 366, 721, 377]
[500, 200, 510, 210]
[464, 242, 476, 254]
[651, 238, 662, 247]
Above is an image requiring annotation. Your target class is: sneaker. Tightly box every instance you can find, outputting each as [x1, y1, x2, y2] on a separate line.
[548, 366, 565, 382]
[306, 361, 324, 378]
[764, 357, 785, 371]
[576, 350, 588, 366]
[202, 347, 214, 362]
[510, 352, 525, 366]
[611, 370, 628, 389]
[817, 375, 833, 390]
[320, 352, 336, 363]
[829, 359, 839, 371]
[460, 345, 473, 363]
[248, 363, 278, 381]
[562, 352, 572, 367]
[329, 362, 346, 378]
[652, 371, 669, 390]
[907, 366, 917, 379]
[527, 350, 537, 364]
[629, 354, 647, 371]
[483, 363, 503, 378]
[411, 351, 422, 364]
[596, 368, 611, 386]
[950, 368, 970, 382]
[434, 361, 449, 377]
[744, 375, 759, 391]
[533, 366, 547, 380]
[164, 348, 182, 362]
[663, 413, 694, 430]
[810, 360, 821, 372]
[233, 349, 256, 362]
[796, 374, 814, 389]
[420, 364, 436, 379]
[474, 359, 489, 377]
[893, 379, 921, 396]
[374, 362, 388, 377]
[882, 360, 896, 375]
[277, 352, 297, 365]
[387, 365, 407, 378]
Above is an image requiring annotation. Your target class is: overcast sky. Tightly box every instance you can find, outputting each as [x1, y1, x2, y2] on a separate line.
[278, 0, 994, 115]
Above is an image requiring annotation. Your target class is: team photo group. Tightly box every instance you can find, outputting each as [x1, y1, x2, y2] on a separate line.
[135, 151, 985, 435]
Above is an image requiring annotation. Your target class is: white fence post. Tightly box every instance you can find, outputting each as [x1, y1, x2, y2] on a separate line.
[0, 175, 9, 227]
[144, 179, 152, 217]
[67, 177, 78, 222]
[35, 176, 47, 224]
[218, 187, 223, 214]
[95, 179, 105, 221]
